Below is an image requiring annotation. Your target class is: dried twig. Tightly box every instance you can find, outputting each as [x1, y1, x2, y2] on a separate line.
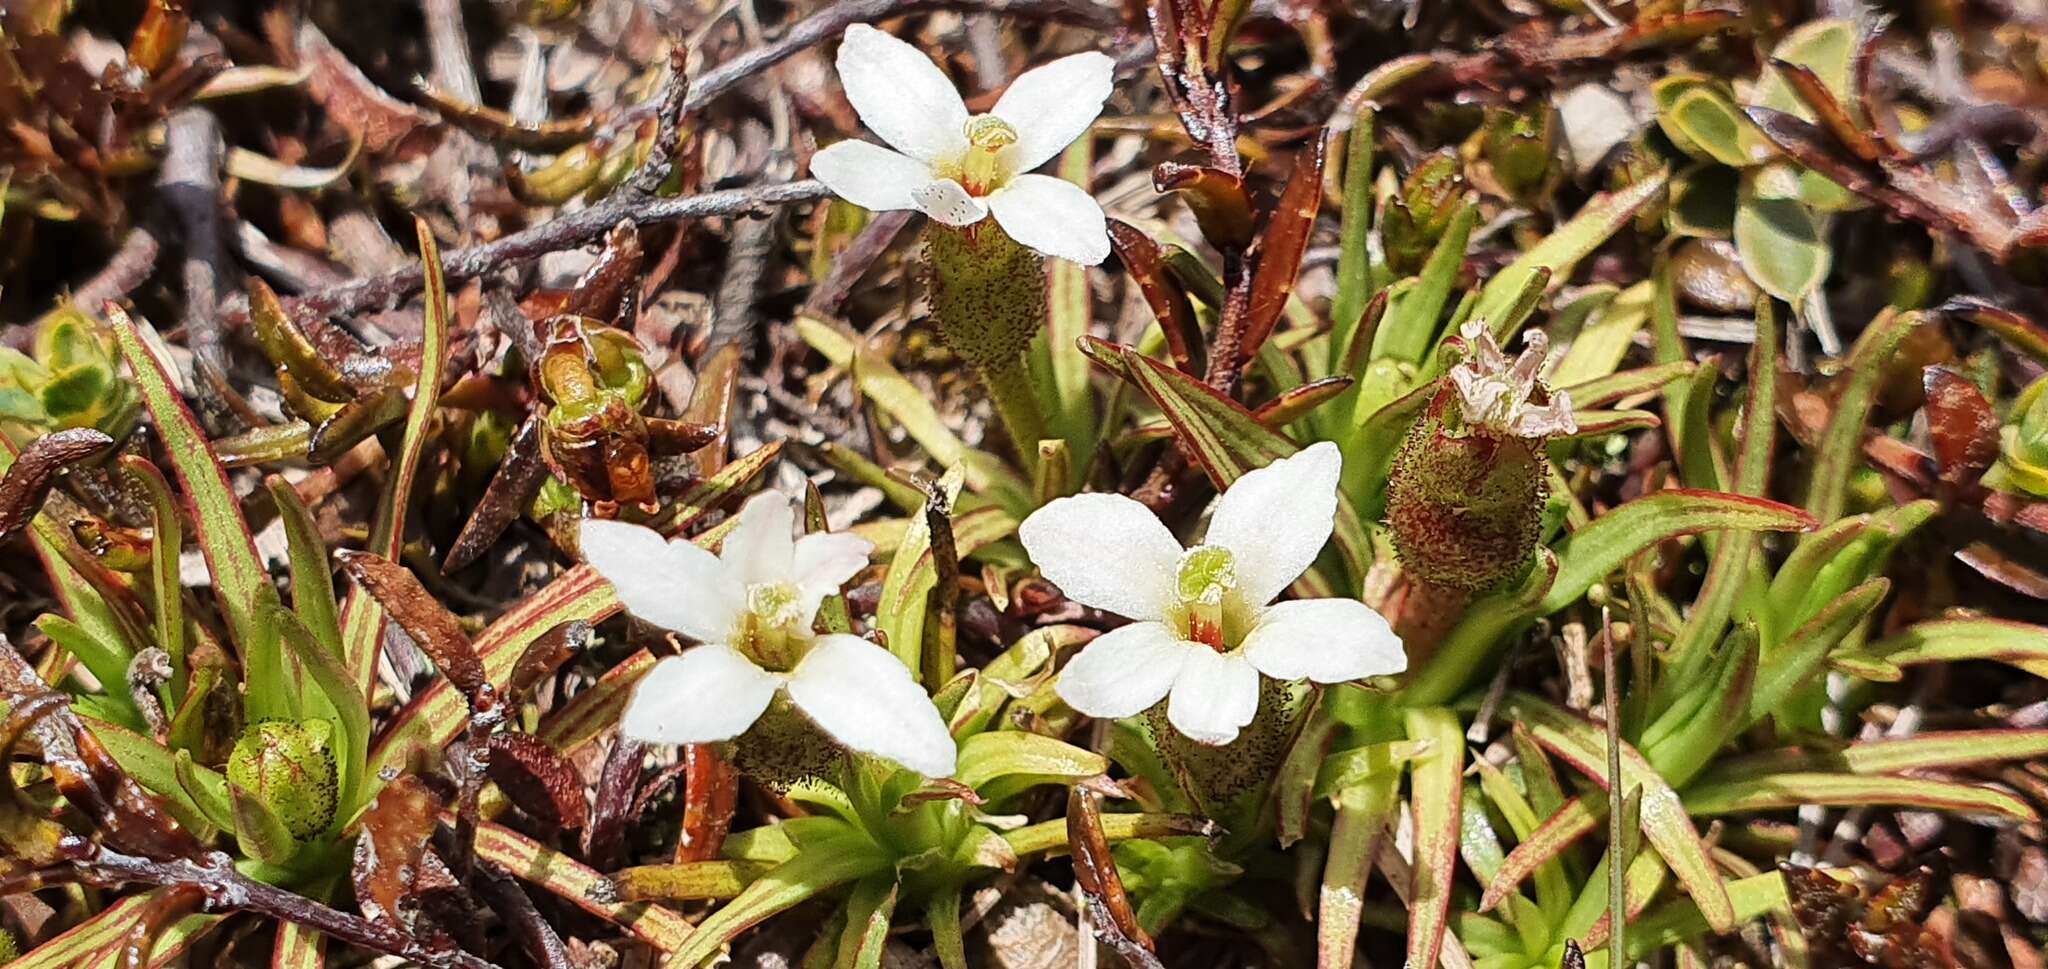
[74, 846, 505, 969]
[223, 180, 831, 329]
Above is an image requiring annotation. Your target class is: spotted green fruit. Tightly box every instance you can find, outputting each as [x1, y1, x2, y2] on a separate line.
[1386, 386, 1547, 592]
[227, 719, 339, 840]
[920, 222, 1046, 373]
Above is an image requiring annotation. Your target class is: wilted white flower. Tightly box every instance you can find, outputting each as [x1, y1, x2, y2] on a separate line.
[1446, 320, 1577, 438]
[810, 24, 1114, 265]
[1018, 442, 1406, 745]
[583, 492, 956, 778]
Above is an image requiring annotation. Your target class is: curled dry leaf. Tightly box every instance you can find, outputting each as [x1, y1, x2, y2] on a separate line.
[352, 774, 442, 927]
[337, 551, 487, 700]
[0, 428, 116, 542]
[486, 733, 590, 832]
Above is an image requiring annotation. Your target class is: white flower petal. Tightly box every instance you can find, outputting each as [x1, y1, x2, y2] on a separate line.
[1054, 622, 1192, 719]
[1166, 649, 1259, 745]
[987, 174, 1110, 265]
[1204, 441, 1342, 608]
[786, 634, 957, 777]
[620, 648, 778, 744]
[811, 140, 933, 212]
[911, 179, 988, 226]
[721, 492, 796, 586]
[580, 519, 742, 642]
[792, 531, 873, 624]
[1018, 492, 1182, 621]
[836, 24, 969, 164]
[1241, 598, 1407, 683]
[991, 51, 1114, 173]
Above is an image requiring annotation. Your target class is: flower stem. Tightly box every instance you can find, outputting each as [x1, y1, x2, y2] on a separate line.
[978, 352, 1047, 473]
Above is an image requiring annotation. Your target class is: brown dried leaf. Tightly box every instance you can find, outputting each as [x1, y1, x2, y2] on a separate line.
[352, 774, 442, 926]
[337, 551, 485, 698]
[1109, 220, 1204, 375]
[1923, 367, 1999, 489]
[487, 733, 589, 832]
[0, 428, 115, 542]
[1239, 134, 1328, 367]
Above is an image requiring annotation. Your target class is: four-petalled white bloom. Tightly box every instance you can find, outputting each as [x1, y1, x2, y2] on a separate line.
[811, 24, 1114, 265]
[584, 492, 956, 778]
[1019, 442, 1407, 745]
[1447, 320, 1577, 438]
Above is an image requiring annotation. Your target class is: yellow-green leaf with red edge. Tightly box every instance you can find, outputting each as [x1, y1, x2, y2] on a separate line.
[1682, 773, 2036, 821]
[1403, 707, 1466, 969]
[109, 304, 278, 661]
[340, 218, 451, 696]
[1502, 692, 1739, 933]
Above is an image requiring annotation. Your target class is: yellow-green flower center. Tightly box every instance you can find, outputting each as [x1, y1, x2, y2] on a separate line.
[1174, 545, 1240, 651]
[958, 115, 1018, 195]
[740, 582, 807, 671]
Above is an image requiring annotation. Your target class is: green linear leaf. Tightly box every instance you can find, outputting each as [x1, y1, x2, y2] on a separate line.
[1503, 693, 1737, 933]
[1473, 170, 1670, 338]
[1403, 707, 1465, 969]
[1683, 772, 2037, 821]
[110, 305, 278, 658]
[340, 218, 451, 696]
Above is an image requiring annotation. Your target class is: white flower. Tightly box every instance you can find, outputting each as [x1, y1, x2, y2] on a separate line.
[1018, 442, 1407, 745]
[1447, 320, 1577, 438]
[582, 492, 956, 778]
[810, 24, 1114, 266]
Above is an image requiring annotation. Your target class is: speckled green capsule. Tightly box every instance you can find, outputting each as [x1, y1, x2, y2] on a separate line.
[1386, 383, 1547, 593]
[227, 719, 339, 841]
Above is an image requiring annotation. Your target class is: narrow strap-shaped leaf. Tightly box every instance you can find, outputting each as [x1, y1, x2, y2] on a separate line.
[110, 305, 278, 658]
[1878, 617, 2048, 677]
[340, 218, 451, 696]
[1317, 774, 1398, 969]
[1473, 171, 1669, 338]
[266, 476, 342, 656]
[1503, 692, 1737, 933]
[1682, 772, 2036, 821]
[1403, 707, 1466, 969]
[662, 841, 893, 968]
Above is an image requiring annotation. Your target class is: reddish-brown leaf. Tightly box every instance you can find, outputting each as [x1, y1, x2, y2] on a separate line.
[1108, 220, 1205, 375]
[352, 775, 442, 927]
[1922, 367, 1999, 489]
[1239, 135, 1328, 368]
[0, 428, 115, 542]
[337, 551, 485, 699]
[487, 733, 590, 832]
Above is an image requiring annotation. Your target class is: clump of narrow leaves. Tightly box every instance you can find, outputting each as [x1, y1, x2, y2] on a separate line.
[13, 0, 2048, 967]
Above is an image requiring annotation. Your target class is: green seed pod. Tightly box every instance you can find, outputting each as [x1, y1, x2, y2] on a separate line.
[227, 719, 339, 840]
[1382, 152, 1465, 276]
[1387, 387, 1547, 591]
[1483, 103, 1558, 205]
[920, 221, 1047, 373]
[732, 695, 844, 793]
[1386, 322, 1573, 592]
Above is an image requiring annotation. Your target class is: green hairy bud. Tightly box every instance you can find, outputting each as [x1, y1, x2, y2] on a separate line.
[228, 719, 340, 841]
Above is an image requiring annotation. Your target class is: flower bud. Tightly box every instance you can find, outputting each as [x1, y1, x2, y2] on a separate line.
[1482, 103, 1557, 205]
[227, 719, 339, 841]
[1382, 152, 1465, 276]
[2000, 377, 2048, 498]
[1386, 322, 1574, 592]
[920, 222, 1046, 373]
